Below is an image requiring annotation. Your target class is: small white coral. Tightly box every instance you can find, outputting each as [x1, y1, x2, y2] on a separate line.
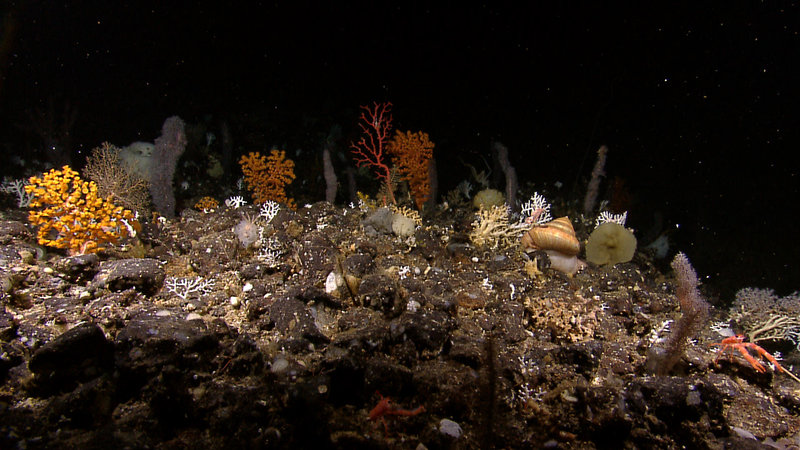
[1, 178, 34, 207]
[225, 196, 247, 209]
[165, 276, 215, 300]
[520, 192, 552, 225]
[260, 200, 280, 223]
[257, 236, 283, 267]
[595, 211, 628, 228]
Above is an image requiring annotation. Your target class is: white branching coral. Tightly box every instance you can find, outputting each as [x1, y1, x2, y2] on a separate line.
[256, 235, 283, 267]
[520, 192, 552, 225]
[595, 211, 628, 228]
[260, 200, 280, 223]
[730, 288, 800, 349]
[165, 276, 215, 300]
[1, 178, 35, 207]
[225, 196, 247, 209]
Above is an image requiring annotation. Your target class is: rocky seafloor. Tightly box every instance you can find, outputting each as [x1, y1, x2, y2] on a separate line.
[1, 200, 799, 449]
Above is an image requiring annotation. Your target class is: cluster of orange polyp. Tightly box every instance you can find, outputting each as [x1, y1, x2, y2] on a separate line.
[194, 196, 219, 213]
[25, 166, 140, 255]
[239, 150, 296, 209]
[388, 130, 434, 209]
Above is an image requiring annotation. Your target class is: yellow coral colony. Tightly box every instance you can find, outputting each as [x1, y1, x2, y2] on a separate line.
[239, 150, 296, 209]
[25, 166, 140, 255]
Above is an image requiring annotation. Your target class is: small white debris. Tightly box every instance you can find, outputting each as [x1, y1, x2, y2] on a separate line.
[229, 296, 241, 307]
[271, 357, 289, 373]
[710, 321, 735, 337]
[398, 266, 411, 279]
[325, 271, 342, 294]
[730, 427, 758, 440]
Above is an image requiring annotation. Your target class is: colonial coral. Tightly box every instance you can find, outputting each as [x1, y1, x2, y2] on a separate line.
[82, 141, 150, 214]
[388, 130, 434, 209]
[25, 166, 140, 255]
[194, 196, 219, 213]
[350, 102, 396, 205]
[469, 205, 518, 249]
[239, 150, 296, 208]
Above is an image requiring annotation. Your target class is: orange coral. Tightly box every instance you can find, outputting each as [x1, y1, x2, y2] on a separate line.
[194, 196, 219, 213]
[388, 130, 434, 209]
[25, 166, 140, 255]
[239, 150, 296, 208]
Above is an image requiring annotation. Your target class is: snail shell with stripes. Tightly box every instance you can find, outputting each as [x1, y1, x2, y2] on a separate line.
[521, 216, 583, 275]
[521, 216, 580, 256]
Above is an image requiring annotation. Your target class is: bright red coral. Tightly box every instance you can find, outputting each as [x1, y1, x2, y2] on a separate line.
[350, 101, 395, 205]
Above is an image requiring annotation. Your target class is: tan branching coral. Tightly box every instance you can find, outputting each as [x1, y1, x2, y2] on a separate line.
[82, 142, 150, 214]
[469, 205, 518, 249]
